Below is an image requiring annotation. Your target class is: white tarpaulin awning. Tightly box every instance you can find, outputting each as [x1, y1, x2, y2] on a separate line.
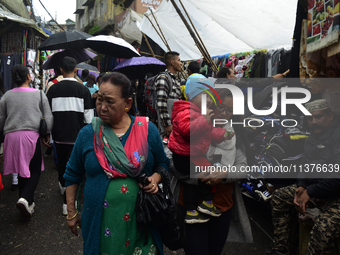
[140, 0, 298, 60]
[116, 9, 143, 44]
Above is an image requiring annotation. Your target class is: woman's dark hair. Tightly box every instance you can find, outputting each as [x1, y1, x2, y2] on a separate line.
[216, 67, 231, 78]
[11, 64, 29, 86]
[86, 74, 96, 88]
[188, 61, 200, 74]
[96, 73, 104, 85]
[82, 69, 89, 79]
[101, 72, 135, 116]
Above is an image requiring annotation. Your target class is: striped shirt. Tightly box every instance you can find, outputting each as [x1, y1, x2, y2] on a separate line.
[155, 70, 183, 127]
[46, 78, 94, 143]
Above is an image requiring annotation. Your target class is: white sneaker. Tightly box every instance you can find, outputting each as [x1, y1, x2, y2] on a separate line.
[29, 202, 35, 214]
[59, 182, 66, 196]
[16, 198, 32, 218]
[63, 203, 68, 216]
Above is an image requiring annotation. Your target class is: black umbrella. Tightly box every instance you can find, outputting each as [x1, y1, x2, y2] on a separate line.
[42, 49, 97, 70]
[38, 31, 92, 51]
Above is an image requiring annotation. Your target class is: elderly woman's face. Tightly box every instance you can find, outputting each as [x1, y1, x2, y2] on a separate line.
[96, 82, 131, 126]
[214, 96, 233, 121]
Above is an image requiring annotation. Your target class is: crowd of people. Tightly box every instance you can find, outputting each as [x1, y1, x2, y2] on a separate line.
[0, 51, 339, 255]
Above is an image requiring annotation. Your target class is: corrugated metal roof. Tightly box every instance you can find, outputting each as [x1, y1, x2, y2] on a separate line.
[0, 8, 49, 38]
[0, 8, 35, 26]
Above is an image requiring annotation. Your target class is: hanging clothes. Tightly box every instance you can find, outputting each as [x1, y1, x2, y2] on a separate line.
[270, 49, 283, 76]
[251, 52, 267, 78]
[27, 49, 36, 68]
[0, 54, 21, 91]
[244, 56, 256, 78]
[267, 49, 276, 77]
[278, 49, 291, 74]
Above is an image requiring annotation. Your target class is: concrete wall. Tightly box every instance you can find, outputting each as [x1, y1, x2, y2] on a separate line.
[75, 0, 126, 33]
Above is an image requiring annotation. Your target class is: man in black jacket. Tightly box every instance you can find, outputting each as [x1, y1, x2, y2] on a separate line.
[268, 99, 340, 255]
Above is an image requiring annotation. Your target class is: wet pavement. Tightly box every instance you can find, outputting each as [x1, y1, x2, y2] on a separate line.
[0, 148, 272, 255]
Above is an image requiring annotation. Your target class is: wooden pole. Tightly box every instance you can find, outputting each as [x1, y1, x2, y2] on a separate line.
[149, 8, 172, 52]
[142, 33, 156, 58]
[178, 0, 218, 71]
[140, 51, 164, 59]
[168, 0, 217, 73]
[145, 11, 188, 79]
[145, 15, 170, 51]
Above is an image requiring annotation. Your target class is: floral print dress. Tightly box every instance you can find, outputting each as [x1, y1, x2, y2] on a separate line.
[99, 177, 157, 255]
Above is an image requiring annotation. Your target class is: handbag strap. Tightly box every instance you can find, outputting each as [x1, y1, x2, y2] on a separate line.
[40, 90, 45, 118]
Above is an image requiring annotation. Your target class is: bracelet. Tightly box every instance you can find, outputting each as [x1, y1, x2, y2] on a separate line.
[155, 172, 162, 182]
[66, 210, 78, 220]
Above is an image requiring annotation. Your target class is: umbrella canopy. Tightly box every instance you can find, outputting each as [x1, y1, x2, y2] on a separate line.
[113, 56, 165, 80]
[86, 35, 140, 58]
[39, 30, 92, 51]
[76, 62, 99, 72]
[42, 49, 96, 70]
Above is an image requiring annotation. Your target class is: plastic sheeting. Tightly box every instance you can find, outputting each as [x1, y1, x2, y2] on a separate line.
[116, 9, 143, 44]
[140, 0, 298, 60]
[0, 0, 30, 19]
[0, 8, 35, 26]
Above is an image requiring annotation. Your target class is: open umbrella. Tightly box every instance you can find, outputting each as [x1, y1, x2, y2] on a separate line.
[76, 63, 100, 79]
[42, 49, 97, 70]
[38, 30, 92, 50]
[76, 62, 99, 72]
[86, 35, 140, 58]
[112, 56, 165, 80]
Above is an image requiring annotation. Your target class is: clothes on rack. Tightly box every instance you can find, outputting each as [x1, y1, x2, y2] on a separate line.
[0, 53, 22, 91]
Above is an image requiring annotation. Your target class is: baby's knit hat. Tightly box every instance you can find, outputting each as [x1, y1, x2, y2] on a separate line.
[185, 74, 215, 101]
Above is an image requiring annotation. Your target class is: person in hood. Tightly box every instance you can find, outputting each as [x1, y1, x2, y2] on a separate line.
[168, 74, 233, 224]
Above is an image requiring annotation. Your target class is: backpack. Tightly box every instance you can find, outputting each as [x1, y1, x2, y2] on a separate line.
[145, 72, 174, 128]
[51, 79, 59, 84]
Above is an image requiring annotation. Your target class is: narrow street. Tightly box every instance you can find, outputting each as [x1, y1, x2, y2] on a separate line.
[0, 148, 272, 255]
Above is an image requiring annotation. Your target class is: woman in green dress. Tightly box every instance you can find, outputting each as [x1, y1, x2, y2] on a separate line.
[64, 72, 169, 255]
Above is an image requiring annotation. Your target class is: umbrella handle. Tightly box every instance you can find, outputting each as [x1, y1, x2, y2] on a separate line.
[133, 80, 140, 115]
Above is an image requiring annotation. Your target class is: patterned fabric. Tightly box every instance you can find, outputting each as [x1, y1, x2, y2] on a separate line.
[155, 70, 183, 127]
[92, 116, 149, 179]
[244, 57, 255, 78]
[100, 177, 157, 255]
[271, 184, 340, 254]
[305, 99, 329, 112]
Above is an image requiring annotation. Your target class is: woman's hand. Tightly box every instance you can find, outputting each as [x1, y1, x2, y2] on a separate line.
[272, 74, 284, 80]
[42, 133, 51, 147]
[65, 184, 81, 235]
[138, 173, 161, 194]
[201, 171, 228, 186]
[201, 177, 223, 186]
[67, 212, 82, 236]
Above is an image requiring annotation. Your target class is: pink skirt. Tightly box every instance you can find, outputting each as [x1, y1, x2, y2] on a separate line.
[3, 130, 44, 178]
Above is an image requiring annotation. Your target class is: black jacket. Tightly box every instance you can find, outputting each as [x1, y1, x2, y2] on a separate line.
[296, 117, 340, 198]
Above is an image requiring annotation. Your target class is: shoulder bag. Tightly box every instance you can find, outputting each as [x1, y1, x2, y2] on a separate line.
[39, 90, 48, 138]
[136, 165, 186, 250]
